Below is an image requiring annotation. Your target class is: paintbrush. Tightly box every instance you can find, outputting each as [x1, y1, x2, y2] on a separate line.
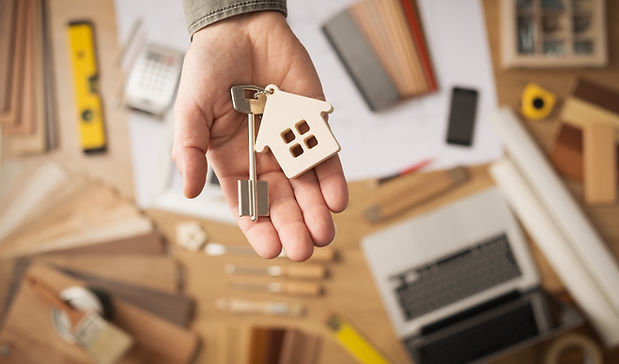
[26, 275, 133, 364]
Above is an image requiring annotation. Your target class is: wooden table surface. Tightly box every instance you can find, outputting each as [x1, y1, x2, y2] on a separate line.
[26, 0, 619, 363]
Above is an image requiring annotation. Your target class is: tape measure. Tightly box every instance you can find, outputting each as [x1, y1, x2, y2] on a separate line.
[327, 315, 391, 364]
[521, 83, 557, 121]
[67, 21, 106, 153]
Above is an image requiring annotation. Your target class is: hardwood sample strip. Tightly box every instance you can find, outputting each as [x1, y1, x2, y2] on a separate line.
[0, 0, 17, 111]
[279, 329, 321, 364]
[322, 10, 400, 110]
[48, 231, 165, 256]
[349, 2, 404, 95]
[382, 0, 428, 95]
[583, 122, 617, 204]
[248, 327, 286, 364]
[40, 254, 180, 292]
[561, 97, 619, 130]
[572, 79, 619, 116]
[40, 0, 58, 149]
[4, 0, 48, 155]
[372, 0, 419, 96]
[400, 0, 437, 91]
[2, 0, 35, 135]
[550, 122, 584, 181]
[0, 0, 26, 124]
[0, 178, 152, 258]
[0, 162, 71, 243]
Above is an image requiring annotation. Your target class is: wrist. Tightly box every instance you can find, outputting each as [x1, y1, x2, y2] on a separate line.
[193, 11, 286, 42]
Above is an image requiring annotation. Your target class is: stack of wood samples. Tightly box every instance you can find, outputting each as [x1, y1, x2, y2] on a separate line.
[0, 0, 56, 155]
[0, 160, 200, 363]
[323, 0, 437, 111]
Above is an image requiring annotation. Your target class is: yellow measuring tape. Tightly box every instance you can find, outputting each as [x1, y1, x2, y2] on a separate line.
[327, 315, 391, 364]
[67, 21, 106, 153]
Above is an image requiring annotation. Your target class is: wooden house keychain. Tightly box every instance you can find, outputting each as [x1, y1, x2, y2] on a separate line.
[230, 84, 340, 222]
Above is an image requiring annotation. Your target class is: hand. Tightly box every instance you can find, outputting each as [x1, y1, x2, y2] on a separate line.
[173, 12, 348, 261]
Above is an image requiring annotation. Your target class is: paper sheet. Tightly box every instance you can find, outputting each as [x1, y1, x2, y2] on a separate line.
[114, 0, 502, 206]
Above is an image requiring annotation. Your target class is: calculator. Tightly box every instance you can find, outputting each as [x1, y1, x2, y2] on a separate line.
[124, 43, 183, 116]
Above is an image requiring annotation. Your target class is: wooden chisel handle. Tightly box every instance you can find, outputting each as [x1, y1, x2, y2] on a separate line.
[308, 248, 336, 263]
[283, 265, 327, 279]
[365, 167, 469, 223]
[281, 281, 323, 296]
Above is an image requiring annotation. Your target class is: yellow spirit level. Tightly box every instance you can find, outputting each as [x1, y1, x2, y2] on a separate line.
[327, 315, 391, 364]
[67, 21, 106, 153]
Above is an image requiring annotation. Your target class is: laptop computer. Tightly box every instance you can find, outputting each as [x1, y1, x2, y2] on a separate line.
[361, 188, 552, 363]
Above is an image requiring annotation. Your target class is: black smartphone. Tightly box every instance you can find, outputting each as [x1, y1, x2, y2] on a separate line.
[446, 87, 479, 146]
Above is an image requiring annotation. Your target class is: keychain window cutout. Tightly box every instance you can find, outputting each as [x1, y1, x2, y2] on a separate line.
[304, 135, 318, 149]
[296, 120, 310, 135]
[290, 143, 304, 158]
[281, 129, 295, 144]
[255, 84, 340, 178]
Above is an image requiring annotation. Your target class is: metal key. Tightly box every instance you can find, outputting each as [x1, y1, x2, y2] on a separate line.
[230, 85, 269, 221]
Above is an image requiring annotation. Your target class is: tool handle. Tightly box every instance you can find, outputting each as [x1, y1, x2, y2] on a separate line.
[283, 264, 327, 279]
[26, 275, 84, 326]
[367, 167, 468, 222]
[308, 248, 336, 263]
[281, 281, 323, 296]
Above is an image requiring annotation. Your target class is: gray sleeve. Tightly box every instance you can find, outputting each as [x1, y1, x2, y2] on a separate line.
[182, 0, 287, 37]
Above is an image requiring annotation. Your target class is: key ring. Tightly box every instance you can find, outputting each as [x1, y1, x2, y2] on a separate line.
[253, 87, 274, 98]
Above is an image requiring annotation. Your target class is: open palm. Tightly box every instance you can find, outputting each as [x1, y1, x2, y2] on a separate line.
[173, 12, 348, 261]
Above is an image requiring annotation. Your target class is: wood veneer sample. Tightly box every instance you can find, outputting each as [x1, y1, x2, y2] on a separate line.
[559, 79, 619, 204]
[0, 0, 26, 124]
[572, 79, 619, 115]
[401, 0, 437, 91]
[550, 122, 584, 181]
[322, 10, 400, 110]
[584, 123, 617, 204]
[0, 0, 17, 111]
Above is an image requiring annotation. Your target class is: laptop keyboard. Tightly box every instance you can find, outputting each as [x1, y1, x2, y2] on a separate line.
[405, 295, 541, 364]
[391, 234, 522, 321]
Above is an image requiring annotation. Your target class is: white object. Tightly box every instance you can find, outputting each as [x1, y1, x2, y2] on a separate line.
[361, 187, 539, 338]
[124, 43, 183, 116]
[175, 221, 208, 252]
[256, 85, 340, 178]
[489, 107, 619, 318]
[543, 334, 603, 364]
[490, 159, 619, 347]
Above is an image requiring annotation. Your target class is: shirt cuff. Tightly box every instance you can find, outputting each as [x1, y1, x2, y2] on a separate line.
[184, 0, 287, 38]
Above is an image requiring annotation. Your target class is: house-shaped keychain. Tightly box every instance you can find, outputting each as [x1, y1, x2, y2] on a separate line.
[255, 85, 341, 179]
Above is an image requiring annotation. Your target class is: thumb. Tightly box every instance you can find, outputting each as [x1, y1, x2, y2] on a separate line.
[173, 99, 211, 199]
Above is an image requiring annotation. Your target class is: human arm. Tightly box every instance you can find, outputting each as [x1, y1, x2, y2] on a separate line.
[173, 8, 348, 261]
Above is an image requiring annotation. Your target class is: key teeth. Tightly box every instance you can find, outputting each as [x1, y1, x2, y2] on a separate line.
[238, 180, 269, 220]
